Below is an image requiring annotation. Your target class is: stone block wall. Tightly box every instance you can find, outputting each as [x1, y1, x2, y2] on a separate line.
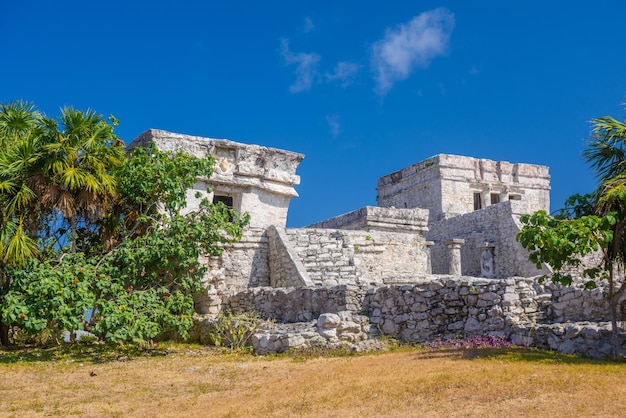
[543, 281, 611, 322]
[201, 228, 270, 296]
[223, 285, 367, 322]
[219, 276, 616, 331]
[194, 274, 626, 357]
[283, 228, 360, 286]
[362, 278, 541, 343]
[509, 321, 625, 358]
[361, 278, 616, 344]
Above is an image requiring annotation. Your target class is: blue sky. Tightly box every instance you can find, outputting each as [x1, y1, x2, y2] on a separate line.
[2, 1, 626, 227]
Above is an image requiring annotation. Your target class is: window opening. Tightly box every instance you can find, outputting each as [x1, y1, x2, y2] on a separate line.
[213, 195, 234, 221]
[213, 195, 233, 209]
[490, 193, 500, 205]
[509, 194, 521, 201]
[473, 192, 482, 211]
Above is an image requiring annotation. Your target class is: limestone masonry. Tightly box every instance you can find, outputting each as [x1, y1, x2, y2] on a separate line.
[131, 130, 625, 357]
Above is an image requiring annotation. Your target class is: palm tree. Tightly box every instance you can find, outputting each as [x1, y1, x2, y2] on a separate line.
[0, 101, 44, 345]
[0, 103, 126, 345]
[580, 110, 626, 356]
[39, 107, 125, 253]
[0, 101, 44, 262]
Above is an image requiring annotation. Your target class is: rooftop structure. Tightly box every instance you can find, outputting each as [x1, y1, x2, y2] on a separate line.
[377, 154, 550, 222]
[129, 129, 304, 229]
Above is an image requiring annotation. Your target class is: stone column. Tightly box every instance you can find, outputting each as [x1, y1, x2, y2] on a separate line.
[445, 238, 465, 276]
[481, 242, 496, 278]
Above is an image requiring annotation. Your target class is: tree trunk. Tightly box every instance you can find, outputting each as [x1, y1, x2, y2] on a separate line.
[609, 297, 619, 358]
[0, 267, 10, 346]
[609, 277, 626, 359]
[70, 214, 77, 253]
[606, 264, 626, 359]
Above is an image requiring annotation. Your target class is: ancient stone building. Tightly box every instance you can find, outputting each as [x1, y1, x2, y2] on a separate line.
[133, 130, 625, 358]
[131, 130, 552, 295]
[372, 154, 551, 278]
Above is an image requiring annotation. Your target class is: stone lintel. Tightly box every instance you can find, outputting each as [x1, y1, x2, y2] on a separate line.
[207, 175, 299, 198]
[445, 238, 465, 247]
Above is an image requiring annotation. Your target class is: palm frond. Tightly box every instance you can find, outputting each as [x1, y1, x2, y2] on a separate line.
[0, 101, 41, 143]
[3, 219, 38, 266]
[55, 190, 75, 218]
[585, 116, 626, 183]
[7, 183, 35, 213]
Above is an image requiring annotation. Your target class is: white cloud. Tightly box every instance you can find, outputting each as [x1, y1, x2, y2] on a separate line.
[325, 61, 360, 87]
[370, 8, 455, 95]
[326, 114, 341, 138]
[280, 38, 321, 93]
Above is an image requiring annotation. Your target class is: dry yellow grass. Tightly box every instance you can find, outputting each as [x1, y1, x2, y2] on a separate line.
[1, 344, 624, 417]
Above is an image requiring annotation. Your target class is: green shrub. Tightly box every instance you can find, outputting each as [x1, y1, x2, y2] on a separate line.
[206, 311, 261, 351]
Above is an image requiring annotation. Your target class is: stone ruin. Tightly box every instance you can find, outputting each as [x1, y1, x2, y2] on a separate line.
[129, 129, 625, 357]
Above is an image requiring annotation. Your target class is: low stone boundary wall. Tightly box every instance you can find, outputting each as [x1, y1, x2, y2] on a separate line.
[251, 311, 378, 354]
[223, 285, 367, 322]
[197, 276, 624, 358]
[362, 278, 540, 342]
[510, 321, 626, 358]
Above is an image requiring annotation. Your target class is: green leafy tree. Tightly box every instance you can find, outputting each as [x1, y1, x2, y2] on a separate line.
[85, 144, 249, 344]
[517, 107, 626, 357]
[0, 126, 249, 346]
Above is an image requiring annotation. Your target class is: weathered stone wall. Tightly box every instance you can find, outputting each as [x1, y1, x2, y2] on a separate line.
[200, 228, 270, 299]
[362, 277, 618, 343]
[363, 278, 540, 342]
[223, 285, 367, 322]
[427, 200, 551, 278]
[508, 321, 626, 358]
[219, 276, 616, 330]
[209, 275, 626, 357]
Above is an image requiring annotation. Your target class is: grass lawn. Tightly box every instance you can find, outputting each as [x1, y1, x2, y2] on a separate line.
[1, 343, 624, 417]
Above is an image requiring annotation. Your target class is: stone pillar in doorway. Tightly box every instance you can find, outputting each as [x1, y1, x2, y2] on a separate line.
[445, 238, 465, 276]
[481, 242, 496, 278]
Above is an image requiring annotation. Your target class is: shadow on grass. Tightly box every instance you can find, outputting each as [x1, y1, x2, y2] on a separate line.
[0, 343, 172, 364]
[412, 346, 625, 365]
